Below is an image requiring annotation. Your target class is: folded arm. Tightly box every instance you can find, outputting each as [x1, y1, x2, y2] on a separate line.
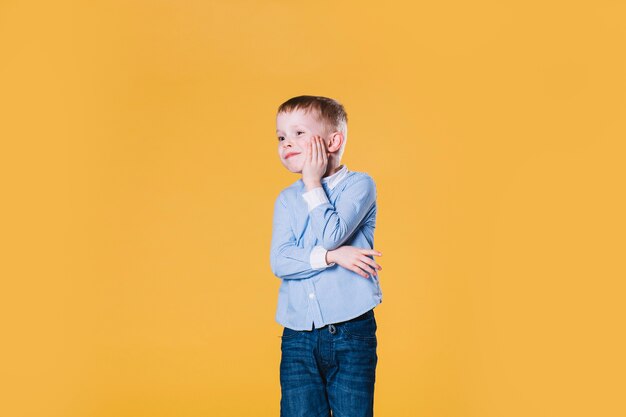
[301, 176, 377, 251]
[270, 193, 337, 280]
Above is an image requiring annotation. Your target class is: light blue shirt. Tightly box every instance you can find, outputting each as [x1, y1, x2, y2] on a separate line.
[270, 164, 383, 330]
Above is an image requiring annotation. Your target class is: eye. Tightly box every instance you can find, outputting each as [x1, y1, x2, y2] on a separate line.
[277, 136, 284, 142]
[296, 131, 305, 136]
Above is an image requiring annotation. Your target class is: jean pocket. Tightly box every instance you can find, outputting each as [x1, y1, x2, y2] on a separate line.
[342, 316, 377, 341]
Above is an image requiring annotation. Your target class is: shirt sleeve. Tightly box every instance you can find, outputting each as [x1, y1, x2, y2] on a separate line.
[310, 245, 336, 269]
[302, 176, 377, 251]
[301, 187, 329, 211]
[270, 192, 336, 280]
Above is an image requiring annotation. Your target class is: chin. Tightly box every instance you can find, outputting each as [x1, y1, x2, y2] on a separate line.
[282, 161, 302, 173]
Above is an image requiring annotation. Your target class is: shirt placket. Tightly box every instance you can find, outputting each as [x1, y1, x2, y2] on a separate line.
[304, 280, 324, 329]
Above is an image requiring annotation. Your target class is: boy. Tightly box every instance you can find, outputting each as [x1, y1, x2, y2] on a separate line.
[270, 95, 383, 417]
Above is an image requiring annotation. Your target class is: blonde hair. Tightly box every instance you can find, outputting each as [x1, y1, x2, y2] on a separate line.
[277, 95, 348, 158]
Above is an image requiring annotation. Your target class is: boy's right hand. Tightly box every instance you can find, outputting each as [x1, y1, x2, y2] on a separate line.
[326, 246, 383, 279]
[302, 135, 329, 191]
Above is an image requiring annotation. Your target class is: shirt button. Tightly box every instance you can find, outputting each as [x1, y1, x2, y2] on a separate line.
[308, 293, 315, 299]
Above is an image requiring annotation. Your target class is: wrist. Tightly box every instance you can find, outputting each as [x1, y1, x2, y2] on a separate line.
[325, 250, 334, 264]
[304, 180, 322, 191]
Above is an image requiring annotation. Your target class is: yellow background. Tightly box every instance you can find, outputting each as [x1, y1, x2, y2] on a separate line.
[1, 1, 625, 416]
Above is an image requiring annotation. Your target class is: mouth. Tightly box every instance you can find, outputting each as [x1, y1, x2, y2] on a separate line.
[284, 152, 300, 159]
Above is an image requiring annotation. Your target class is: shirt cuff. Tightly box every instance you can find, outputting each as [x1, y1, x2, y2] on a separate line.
[302, 186, 330, 212]
[310, 245, 336, 269]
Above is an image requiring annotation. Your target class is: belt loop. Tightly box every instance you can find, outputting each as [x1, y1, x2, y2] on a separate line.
[328, 324, 336, 334]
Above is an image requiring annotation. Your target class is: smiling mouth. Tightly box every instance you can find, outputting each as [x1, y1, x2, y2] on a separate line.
[285, 153, 300, 159]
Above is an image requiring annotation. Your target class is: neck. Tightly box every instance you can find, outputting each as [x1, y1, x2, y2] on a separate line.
[324, 163, 343, 178]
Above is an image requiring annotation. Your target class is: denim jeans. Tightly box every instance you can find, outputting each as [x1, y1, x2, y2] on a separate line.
[279, 308, 378, 417]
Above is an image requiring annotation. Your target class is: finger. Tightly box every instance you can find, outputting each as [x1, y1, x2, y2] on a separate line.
[315, 137, 322, 163]
[310, 137, 317, 163]
[351, 266, 369, 278]
[306, 142, 313, 163]
[320, 138, 326, 164]
[361, 255, 382, 271]
[359, 249, 383, 257]
[355, 260, 376, 277]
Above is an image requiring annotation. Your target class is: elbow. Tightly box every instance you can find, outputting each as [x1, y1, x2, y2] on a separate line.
[271, 267, 283, 279]
[269, 253, 282, 278]
[270, 247, 294, 279]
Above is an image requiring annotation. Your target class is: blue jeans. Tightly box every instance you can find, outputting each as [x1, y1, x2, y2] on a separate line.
[279, 309, 378, 417]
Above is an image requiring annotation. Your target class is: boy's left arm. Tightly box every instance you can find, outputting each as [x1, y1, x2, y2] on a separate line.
[302, 175, 376, 251]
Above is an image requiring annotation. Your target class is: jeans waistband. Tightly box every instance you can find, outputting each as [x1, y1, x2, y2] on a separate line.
[313, 308, 374, 330]
[343, 308, 374, 323]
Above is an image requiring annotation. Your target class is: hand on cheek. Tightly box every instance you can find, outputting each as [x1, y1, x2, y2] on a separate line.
[302, 136, 329, 190]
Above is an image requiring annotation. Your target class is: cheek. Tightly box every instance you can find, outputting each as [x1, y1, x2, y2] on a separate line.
[289, 155, 303, 167]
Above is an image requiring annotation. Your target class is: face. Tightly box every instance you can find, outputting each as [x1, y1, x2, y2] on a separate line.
[276, 108, 328, 173]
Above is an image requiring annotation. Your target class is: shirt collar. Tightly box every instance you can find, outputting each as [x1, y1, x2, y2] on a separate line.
[322, 164, 349, 190]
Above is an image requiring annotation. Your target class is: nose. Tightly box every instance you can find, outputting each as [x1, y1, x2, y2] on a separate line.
[281, 136, 294, 148]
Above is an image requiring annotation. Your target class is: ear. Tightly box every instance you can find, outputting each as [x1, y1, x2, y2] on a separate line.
[326, 132, 344, 153]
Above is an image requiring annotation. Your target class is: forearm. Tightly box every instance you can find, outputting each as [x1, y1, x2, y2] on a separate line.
[308, 205, 365, 250]
[325, 245, 383, 279]
[270, 243, 335, 280]
[301, 177, 377, 251]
